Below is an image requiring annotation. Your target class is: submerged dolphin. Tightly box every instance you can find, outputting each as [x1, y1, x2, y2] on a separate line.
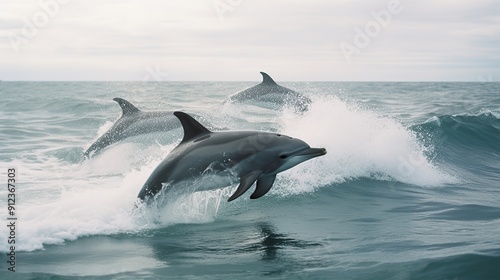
[227, 72, 311, 111]
[137, 112, 326, 202]
[84, 98, 200, 159]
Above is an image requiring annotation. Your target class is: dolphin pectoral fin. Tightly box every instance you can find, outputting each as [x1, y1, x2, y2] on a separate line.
[250, 175, 276, 199]
[228, 171, 261, 202]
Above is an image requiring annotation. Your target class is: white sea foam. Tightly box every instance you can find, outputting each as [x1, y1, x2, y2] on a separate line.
[1, 139, 244, 252]
[272, 96, 457, 196]
[1, 143, 166, 252]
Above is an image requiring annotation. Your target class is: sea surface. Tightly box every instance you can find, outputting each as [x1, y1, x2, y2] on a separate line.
[0, 81, 499, 279]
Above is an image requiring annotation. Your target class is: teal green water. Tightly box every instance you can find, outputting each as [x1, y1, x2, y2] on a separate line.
[0, 82, 499, 279]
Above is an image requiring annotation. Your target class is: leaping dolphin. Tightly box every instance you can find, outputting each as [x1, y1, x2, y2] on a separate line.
[83, 98, 205, 159]
[137, 111, 326, 202]
[226, 72, 311, 112]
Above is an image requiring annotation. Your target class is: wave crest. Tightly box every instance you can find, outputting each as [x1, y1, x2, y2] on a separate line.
[274, 96, 456, 196]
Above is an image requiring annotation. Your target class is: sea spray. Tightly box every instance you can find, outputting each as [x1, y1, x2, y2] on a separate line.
[274, 96, 456, 196]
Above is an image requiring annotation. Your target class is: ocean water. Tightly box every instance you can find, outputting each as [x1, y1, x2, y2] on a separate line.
[0, 81, 499, 279]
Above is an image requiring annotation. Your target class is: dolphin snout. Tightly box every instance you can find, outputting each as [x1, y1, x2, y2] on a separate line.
[296, 147, 327, 157]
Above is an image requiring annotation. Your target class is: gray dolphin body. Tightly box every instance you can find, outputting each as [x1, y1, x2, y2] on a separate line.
[83, 98, 187, 159]
[227, 72, 311, 111]
[137, 112, 326, 202]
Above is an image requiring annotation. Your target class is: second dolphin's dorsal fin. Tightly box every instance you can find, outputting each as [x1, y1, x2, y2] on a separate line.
[113, 98, 141, 116]
[260, 72, 277, 85]
[174, 112, 211, 143]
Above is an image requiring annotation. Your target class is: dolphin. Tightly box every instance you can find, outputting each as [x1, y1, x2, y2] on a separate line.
[83, 98, 204, 159]
[227, 72, 311, 112]
[137, 111, 326, 202]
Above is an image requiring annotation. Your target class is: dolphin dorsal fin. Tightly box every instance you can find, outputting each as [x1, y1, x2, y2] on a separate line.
[113, 98, 140, 116]
[174, 112, 211, 143]
[260, 72, 277, 85]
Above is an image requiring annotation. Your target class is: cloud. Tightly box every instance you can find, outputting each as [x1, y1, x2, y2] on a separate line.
[0, 0, 498, 81]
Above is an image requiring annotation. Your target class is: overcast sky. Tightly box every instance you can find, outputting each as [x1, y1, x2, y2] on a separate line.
[1, 0, 499, 81]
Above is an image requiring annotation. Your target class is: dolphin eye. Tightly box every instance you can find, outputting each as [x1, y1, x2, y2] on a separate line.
[279, 154, 288, 159]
